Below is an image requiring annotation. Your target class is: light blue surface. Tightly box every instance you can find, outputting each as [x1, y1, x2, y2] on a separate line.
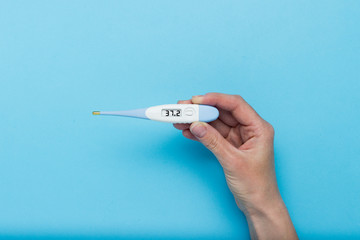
[198, 105, 219, 122]
[0, 0, 359, 239]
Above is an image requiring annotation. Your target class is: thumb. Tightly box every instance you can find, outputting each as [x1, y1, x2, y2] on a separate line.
[190, 121, 235, 161]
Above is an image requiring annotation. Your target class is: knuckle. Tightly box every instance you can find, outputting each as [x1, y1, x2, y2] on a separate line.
[203, 92, 213, 98]
[232, 95, 245, 105]
[232, 94, 243, 101]
[264, 122, 275, 137]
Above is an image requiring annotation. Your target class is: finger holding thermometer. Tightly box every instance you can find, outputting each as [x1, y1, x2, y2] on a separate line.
[92, 104, 219, 123]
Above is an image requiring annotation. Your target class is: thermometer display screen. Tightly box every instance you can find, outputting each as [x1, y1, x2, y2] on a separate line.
[162, 109, 181, 117]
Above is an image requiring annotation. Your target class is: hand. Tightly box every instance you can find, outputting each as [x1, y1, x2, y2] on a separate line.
[174, 93, 298, 240]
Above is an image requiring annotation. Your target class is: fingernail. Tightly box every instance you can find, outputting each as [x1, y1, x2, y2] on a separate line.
[190, 122, 207, 138]
[192, 95, 203, 103]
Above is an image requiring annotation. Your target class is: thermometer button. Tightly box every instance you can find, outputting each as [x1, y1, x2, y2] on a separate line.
[184, 107, 195, 116]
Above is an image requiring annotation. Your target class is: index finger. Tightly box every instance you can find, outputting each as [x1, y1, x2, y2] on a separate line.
[192, 92, 262, 126]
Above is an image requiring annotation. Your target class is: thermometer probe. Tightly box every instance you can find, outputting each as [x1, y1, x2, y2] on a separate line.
[92, 104, 219, 123]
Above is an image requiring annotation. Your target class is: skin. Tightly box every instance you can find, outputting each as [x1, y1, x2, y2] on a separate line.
[173, 93, 298, 240]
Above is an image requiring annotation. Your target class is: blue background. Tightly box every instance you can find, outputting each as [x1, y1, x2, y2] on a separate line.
[1, 0, 359, 239]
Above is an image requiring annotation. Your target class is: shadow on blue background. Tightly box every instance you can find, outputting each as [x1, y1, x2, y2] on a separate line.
[0, 0, 359, 239]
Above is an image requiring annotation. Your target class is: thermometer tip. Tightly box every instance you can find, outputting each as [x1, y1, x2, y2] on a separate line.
[92, 111, 100, 115]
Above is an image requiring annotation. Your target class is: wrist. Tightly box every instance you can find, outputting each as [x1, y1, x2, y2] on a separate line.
[239, 194, 298, 240]
[243, 192, 285, 218]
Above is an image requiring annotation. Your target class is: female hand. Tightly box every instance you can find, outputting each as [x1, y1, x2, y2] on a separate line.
[174, 93, 298, 240]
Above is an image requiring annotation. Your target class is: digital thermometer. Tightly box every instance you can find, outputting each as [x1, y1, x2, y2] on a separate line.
[92, 104, 219, 123]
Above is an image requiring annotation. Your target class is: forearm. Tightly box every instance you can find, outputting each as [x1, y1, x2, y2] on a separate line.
[243, 196, 298, 240]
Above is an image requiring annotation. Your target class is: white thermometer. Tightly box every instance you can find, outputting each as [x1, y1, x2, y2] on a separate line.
[92, 104, 219, 123]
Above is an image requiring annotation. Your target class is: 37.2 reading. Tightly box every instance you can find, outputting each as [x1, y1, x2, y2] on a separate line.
[161, 109, 181, 117]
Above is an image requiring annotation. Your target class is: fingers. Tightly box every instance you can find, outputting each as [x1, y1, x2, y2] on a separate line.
[192, 93, 262, 126]
[209, 118, 231, 137]
[182, 129, 198, 141]
[225, 124, 244, 148]
[190, 122, 237, 164]
[175, 115, 232, 138]
[173, 123, 190, 130]
[218, 108, 239, 127]
[177, 99, 192, 104]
